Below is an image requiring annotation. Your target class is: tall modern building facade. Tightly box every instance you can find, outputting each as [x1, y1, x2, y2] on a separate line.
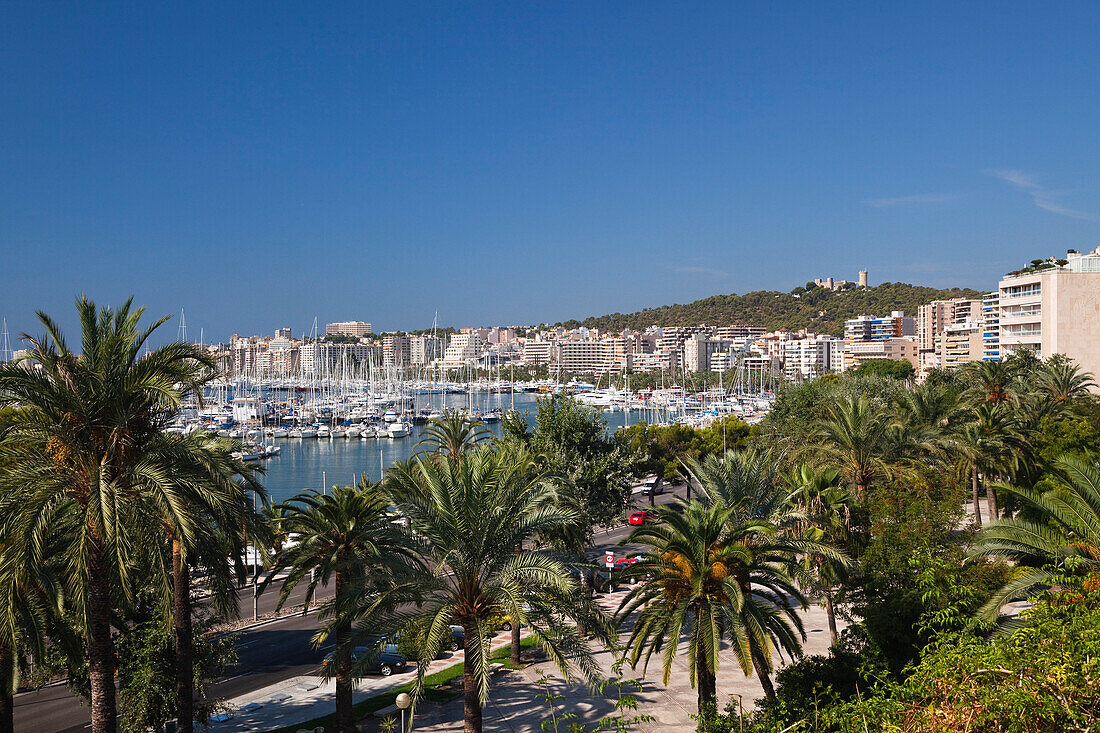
[992, 249, 1100, 376]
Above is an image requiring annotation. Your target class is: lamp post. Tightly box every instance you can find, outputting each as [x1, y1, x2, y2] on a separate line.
[395, 692, 412, 732]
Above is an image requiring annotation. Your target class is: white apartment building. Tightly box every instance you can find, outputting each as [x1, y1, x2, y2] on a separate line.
[994, 249, 1100, 377]
[521, 340, 554, 366]
[783, 336, 844, 380]
[409, 334, 446, 365]
[917, 298, 982, 374]
[441, 332, 483, 368]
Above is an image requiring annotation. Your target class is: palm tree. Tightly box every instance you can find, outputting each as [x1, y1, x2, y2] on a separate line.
[375, 445, 608, 733]
[964, 359, 1019, 407]
[0, 513, 70, 733]
[617, 501, 757, 717]
[816, 395, 893, 497]
[151, 432, 264, 733]
[972, 454, 1100, 622]
[0, 297, 222, 733]
[683, 451, 848, 700]
[952, 404, 1024, 523]
[1038, 356, 1095, 409]
[784, 464, 852, 644]
[415, 410, 489, 460]
[264, 481, 419, 733]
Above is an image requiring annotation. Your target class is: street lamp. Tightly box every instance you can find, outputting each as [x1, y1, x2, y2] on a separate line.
[396, 692, 412, 732]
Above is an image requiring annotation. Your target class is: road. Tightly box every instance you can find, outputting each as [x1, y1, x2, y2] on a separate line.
[14, 482, 688, 732]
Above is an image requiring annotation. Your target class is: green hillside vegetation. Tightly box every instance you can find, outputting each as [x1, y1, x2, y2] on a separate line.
[560, 281, 985, 336]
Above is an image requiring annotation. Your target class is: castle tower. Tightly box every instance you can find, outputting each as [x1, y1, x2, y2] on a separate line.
[858, 270, 868, 287]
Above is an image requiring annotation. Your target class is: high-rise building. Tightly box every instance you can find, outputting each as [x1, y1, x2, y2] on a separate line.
[982, 292, 1001, 361]
[382, 334, 411, 366]
[325, 321, 372, 338]
[993, 249, 1100, 379]
[918, 298, 982, 373]
[409, 334, 446, 365]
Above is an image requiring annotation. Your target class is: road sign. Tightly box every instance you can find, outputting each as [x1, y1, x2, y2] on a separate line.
[605, 552, 615, 568]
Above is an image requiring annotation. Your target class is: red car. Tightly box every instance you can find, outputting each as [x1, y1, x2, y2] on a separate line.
[614, 556, 642, 570]
[629, 510, 658, 526]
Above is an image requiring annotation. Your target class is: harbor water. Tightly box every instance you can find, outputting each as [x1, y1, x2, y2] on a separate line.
[255, 392, 638, 503]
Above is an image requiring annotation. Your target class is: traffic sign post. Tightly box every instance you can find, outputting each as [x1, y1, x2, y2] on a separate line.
[604, 552, 615, 568]
[605, 553, 615, 595]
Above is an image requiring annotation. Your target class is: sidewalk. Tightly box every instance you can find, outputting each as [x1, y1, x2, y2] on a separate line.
[206, 588, 636, 733]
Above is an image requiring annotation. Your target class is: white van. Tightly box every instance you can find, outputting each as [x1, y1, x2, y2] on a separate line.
[630, 475, 663, 496]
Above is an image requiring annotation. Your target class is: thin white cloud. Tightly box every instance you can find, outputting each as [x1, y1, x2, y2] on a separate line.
[987, 169, 1099, 222]
[674, 265, 730, 278]
[864, 193, 961, 208]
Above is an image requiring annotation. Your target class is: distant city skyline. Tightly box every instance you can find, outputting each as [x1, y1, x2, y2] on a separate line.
[3, 3, 1099, 341]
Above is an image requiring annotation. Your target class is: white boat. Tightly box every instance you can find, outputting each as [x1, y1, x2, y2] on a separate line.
[300, 428, 318, 439]
[387, 422, 409, 438]
[261, 444, 281, 458]
[330, 427, 346, 438]
[317, 425, 331, 438]
[382, 410, 399, 423]
[359, 426, 378, 439]
[427, 410, 445, 420]
[346, 426, 362, 438]
[288, 429, 303, 439]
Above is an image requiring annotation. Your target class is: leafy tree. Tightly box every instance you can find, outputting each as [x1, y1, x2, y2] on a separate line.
[848, 359, 914, 380]
[528, 395, 642, 526]
[784, 465, 853, 643]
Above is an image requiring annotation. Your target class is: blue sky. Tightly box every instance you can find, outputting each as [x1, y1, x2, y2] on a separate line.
[2, 2, 1099, 342]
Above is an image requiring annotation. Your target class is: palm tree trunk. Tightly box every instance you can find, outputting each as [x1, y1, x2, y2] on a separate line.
[86, 538, 117, 733]
[750, 645, 776, 701]
[824, 590, 838, 645]
[463, 622, 483, 733]
[333, 570, 354, 733]
[512, 543, 521, 665]
[0, 641, 13, 733]
[986, 482, 998, 521]
[696, 644, 716, 722]
[971, 467, 982, 526]
[172, 538, 194, 733]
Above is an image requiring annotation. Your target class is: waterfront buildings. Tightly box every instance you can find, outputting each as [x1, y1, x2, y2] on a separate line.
[325, 320, 373, 338]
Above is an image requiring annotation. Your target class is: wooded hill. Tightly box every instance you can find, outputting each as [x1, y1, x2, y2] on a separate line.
[559, 281, 986, 336]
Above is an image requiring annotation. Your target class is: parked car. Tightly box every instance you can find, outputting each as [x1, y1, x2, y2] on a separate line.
[322, 646, 407, 677]
[629, 510, 658, 526]
[614, 556, 643, 570]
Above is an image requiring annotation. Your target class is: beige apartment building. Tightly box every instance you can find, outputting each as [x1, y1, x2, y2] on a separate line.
[996, 249, 1100, 377]
[917, 298, 983, 374]
[325, 320, 372, 337]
